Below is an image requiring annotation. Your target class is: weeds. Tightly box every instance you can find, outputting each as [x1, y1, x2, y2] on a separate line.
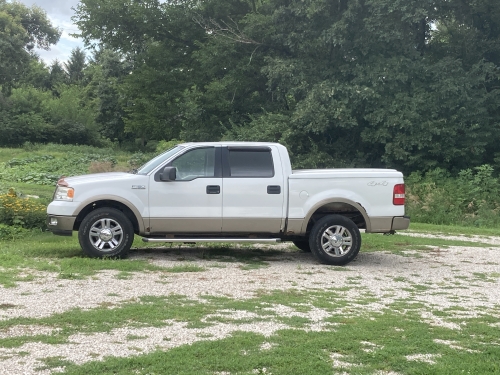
[406, 165, 500, 227]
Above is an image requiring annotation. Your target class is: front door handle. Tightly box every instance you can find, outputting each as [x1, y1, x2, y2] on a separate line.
[267, 185, 281, 194]
[206, 185, 220, 194]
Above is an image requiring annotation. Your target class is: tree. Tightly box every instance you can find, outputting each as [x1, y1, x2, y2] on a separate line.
[64, 47, 87, 84]
[73, 0, 500, 171]
[48, 60, 67, 92]
[17, 57, 51, 90]
[214, 0, 500, 171]
[85, 48, 131, 143]
[0, 0, 60, 89]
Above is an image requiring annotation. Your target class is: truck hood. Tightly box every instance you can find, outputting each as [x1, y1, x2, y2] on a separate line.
[62, 172, 143, 186]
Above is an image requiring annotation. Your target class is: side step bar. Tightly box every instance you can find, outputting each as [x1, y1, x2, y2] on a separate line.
[142, 238, 281, 243]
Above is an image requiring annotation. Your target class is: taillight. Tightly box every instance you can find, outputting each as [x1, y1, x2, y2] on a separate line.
[393, 184, 405, 205]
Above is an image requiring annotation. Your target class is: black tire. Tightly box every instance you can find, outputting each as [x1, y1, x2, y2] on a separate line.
[78, 207, 134, 258]
[309, 215, 361, 266]
[293, 240, 311, 252]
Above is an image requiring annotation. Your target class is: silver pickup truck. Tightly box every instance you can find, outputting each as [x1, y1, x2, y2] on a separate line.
[47, 142, 410, 265]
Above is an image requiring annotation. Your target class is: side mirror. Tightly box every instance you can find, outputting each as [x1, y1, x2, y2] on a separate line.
[160, 166, 177, 181]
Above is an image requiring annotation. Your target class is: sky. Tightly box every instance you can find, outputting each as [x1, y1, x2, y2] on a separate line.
[16, 0, 85, 64]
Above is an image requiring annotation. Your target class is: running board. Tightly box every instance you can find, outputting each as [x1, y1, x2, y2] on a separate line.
[142, 238, 281, 243]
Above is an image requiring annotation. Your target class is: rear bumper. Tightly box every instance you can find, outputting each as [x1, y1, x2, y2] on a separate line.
[46, 215, 76, 236]
[391, 216, 410, 231]
[367, 215, 410, 233]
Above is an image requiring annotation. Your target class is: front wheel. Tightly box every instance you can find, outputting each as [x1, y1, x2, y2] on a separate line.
[309, 215, 361, 266]
[78, 207, 134, 258]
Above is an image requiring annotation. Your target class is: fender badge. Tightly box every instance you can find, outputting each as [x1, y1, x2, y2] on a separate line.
[367, 181, 388, 186]
[132, 185, 146, 189]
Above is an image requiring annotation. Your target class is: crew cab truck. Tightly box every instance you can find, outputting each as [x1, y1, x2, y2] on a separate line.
[47, 142, 410, 266]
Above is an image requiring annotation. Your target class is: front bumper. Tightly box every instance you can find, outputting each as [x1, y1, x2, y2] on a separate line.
[46, 215, 76, 236]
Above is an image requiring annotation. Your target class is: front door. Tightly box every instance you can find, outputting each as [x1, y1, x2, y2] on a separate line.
[148, 146, 222, 234]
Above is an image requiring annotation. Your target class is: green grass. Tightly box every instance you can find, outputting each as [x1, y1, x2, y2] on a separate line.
[35, 356, 74, 371]
[15, 302, 496, 375]
[408, 222, 500, 236]
[361, 231, 498, 257]
[0, 231, 164, 287]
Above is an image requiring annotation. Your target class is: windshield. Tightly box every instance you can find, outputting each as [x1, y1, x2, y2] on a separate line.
[136, 146, 184, 175]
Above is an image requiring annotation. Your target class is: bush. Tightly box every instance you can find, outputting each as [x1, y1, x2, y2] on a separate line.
[127, 152, 152, 169]
[0, 189, 47, 229]
[406, 165, 500, 227]
[0, 224, 31, 241]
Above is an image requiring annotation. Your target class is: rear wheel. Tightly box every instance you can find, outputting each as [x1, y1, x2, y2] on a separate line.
[78, 207, 134, 258]
[309, 215, 361, 265]
[293, 240, 311, 252]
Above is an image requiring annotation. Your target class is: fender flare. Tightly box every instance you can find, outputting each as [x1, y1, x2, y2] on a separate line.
[74, 195, 146, 234]
[301, 198, 371, 234]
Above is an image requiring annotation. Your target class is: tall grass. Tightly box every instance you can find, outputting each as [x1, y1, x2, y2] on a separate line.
[406, 164, 500, 227]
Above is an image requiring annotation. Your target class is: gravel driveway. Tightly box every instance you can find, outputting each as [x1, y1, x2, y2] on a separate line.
[0, 234, 499, 374]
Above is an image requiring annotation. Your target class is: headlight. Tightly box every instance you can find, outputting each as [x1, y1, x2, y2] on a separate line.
[54, 186, 74, 201]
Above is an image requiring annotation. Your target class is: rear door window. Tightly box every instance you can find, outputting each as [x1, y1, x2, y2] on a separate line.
[227, 149, 274, 177]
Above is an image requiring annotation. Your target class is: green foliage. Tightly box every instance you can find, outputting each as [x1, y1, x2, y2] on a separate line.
[84, 48, 131, 143]
[0, 144, 120, 195]
[155, 139, 184, 153]
[71, 0, 500, 171]
[0, 85, 99, 146]
[1, 0, 498, 172]
[6, 154, 54, 167]
[406, 165, 500, 227]
[47, 60, 67, 90]
[127, 152, 152, 169]
[0, 0, 60, 89]
[0, 151, 117, 185]
[64, 47, 87, 84]
[0, 188, 46, 229]
[0, 224, 31, 240]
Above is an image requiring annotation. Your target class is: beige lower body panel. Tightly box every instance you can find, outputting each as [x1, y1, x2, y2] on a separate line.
[222, 218, 282, 233]
[149, 217, 283, 234]
[368, 216, 410, 233]
[285, 218, 306, 235]
[149, 218, 222, 234]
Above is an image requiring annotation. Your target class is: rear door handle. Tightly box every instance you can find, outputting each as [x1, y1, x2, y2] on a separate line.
[206, 185, 220, 194]
[267, 185, 281, 194]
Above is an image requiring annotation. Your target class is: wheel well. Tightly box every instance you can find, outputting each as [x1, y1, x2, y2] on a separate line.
[73, 200, 140, 234]
[305, 202, 366, 234]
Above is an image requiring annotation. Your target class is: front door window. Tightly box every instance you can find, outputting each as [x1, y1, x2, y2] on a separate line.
[171, 147, 216, 180]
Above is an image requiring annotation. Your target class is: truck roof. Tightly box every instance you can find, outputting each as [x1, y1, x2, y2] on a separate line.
[179, 141, 283, 147]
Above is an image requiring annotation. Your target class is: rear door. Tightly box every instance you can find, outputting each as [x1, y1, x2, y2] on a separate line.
[221, 146, 284, 233]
